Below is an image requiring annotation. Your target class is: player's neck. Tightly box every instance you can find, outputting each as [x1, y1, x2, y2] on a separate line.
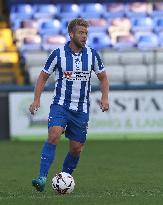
[69, 41, 82, 53]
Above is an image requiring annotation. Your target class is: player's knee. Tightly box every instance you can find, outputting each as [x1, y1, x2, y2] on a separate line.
[48, 132, 60, 144]
[70, 144, 83, 156]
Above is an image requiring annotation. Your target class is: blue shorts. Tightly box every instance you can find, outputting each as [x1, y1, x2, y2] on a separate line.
[48, 104, 89, 143]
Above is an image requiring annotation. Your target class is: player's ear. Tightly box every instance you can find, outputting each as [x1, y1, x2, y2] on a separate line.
[69, 32, 73, 39]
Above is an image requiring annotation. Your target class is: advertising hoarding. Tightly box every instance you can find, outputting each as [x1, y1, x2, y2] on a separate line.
[9, 90, 163, 140]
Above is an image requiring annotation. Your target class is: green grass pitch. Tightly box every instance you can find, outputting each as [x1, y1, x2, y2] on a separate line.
[1, 137, 163, 205]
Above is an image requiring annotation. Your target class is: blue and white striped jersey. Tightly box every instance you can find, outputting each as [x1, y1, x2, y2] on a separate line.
[43, 41, 105, 113]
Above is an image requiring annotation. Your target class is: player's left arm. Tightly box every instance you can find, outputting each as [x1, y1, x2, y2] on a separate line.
[93, 49, 109, 112]
[97, 71, 109, 112]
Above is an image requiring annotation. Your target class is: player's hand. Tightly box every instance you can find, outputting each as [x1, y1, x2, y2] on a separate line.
[29, 100, 40, 115]
[100, 97, 109, 112]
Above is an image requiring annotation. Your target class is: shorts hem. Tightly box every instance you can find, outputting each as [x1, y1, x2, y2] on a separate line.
[65, 134, 86, 144]
[48, 123, 66, 129]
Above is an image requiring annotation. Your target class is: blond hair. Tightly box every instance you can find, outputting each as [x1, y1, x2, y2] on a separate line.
[68, 18, 89, 33]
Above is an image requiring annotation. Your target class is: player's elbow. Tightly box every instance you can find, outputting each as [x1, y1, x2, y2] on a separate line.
[97, 71, 108, 82]
[39, 71, 50, 82]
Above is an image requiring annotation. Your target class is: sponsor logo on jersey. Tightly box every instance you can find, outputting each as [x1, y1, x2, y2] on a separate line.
[64, 71, 90, 81]
[64, 71, 73, 79]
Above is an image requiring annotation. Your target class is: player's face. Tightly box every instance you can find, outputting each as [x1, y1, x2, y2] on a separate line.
[71, 25, 88, 48]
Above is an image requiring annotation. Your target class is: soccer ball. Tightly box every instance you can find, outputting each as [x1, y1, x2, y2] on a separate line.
[52, 172, 75, 194]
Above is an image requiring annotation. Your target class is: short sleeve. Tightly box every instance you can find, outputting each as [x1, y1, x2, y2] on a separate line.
[42, 49, 59, 75]
[93, 50, 105, 75]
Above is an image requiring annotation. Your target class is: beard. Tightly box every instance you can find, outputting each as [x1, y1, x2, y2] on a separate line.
[73, 37, 84, 48]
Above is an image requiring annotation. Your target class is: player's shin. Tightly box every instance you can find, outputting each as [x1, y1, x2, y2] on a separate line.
[40, 141, 56, 177]
[62, 152, 80, 174]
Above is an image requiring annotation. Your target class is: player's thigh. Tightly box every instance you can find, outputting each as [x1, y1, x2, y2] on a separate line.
[48, 126, 64, 144]
[48, 104, 67, 128]
[48, 104, 67, 144]
[65, 112, 89, 143]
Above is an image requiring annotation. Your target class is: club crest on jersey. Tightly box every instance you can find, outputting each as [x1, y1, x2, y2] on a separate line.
[64, 71, 90, 81]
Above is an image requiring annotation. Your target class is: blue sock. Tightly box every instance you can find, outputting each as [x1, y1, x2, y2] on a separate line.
[62, 152, 80, 174]
[39, 141, 56, 177]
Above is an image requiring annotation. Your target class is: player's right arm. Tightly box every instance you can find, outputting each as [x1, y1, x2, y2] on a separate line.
[29, 49, 59, 115]
[29, 71, 50, 115]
